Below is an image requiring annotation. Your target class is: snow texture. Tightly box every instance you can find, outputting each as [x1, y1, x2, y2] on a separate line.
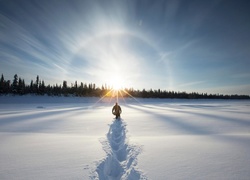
[92, 119, 147, 180]
[0, 96, 250, 180]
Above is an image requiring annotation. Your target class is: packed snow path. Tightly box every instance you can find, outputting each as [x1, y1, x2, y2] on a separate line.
[93, 119, 147, 180]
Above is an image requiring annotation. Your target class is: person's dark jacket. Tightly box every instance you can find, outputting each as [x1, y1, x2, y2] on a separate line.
[112, 104, 122, 116]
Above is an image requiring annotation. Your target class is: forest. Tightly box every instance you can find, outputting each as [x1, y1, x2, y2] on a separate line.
[0, 74, 249, 99]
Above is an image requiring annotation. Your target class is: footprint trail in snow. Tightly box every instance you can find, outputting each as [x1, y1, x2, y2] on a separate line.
[92, 119, 147, 180]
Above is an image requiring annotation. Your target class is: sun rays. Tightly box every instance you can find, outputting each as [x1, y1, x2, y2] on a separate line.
[91, 85, 141, 108]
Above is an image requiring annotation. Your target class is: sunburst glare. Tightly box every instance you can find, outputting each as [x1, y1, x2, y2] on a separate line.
[109, 76, 124, 91]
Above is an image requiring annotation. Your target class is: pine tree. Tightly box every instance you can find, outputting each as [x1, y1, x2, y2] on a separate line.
[0, 74, 4, 93]
[40, 80, 45, 95]
[18, 77, 25, 95]
[35, 75, 39, 94]
[30, 80, 34, 93]
[12, 74, 18, 94]
[62, 80, 68, 96]
[5, 80, 11, 94]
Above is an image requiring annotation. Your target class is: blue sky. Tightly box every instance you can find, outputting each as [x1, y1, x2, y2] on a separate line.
[0, 0, 250, 95]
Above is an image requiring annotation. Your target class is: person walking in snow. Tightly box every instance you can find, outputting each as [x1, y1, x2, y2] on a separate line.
[112, 102, 122, 119]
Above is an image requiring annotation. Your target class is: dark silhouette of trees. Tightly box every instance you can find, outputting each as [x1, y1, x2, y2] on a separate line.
[0, 73, 249, 99]
[12, 74, 18, 94]
[17, 77, 25, 95]
[0, 74, 4, 93]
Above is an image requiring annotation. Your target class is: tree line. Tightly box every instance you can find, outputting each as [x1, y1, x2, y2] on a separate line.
[0, 74, 249, 99]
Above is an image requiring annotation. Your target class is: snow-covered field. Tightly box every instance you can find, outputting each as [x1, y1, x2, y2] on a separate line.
[0, 96, 250, 180]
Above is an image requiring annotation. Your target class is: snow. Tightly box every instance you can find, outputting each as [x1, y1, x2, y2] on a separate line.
[0, 96, 250, 179]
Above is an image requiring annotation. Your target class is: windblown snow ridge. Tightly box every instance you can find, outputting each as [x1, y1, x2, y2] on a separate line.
[92, 119, 147, 180]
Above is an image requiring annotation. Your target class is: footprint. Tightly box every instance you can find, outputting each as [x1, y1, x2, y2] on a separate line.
[92, 119, 147, 180]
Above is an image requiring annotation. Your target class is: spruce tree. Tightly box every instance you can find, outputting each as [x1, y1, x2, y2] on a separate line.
[12, 74, 18, 94]
[36, 75, 39, 94]
[0, 74, 4, 93]
[30, 80, 34, 93]
[39, 80, 45, 95]
[18, 77, 24, 95]
[62, 80, 67, 96]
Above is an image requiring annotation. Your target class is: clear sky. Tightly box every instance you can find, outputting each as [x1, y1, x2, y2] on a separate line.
[1, 0, 250, 95]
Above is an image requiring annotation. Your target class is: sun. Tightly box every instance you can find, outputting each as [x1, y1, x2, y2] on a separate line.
[113, 82, 122, 90]
[110, 77, 123, 91]
[111, 77, 123, 91]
